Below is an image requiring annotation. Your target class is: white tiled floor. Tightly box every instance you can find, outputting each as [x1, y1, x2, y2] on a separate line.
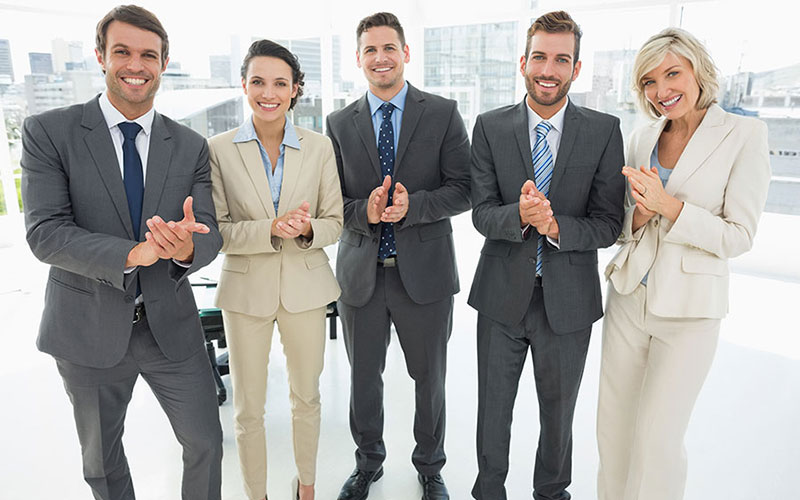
[1, 212, 798, 500]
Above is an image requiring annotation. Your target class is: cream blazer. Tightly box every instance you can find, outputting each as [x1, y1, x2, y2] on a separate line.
[208, 124, 343, 317]
[605, 105, 770, 319]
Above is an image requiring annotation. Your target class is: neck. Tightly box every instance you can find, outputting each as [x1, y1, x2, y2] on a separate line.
[666, 107, 708, 137]
[369, 81, 405, 102]
[526, 95, 566, 120]
[107, 92, 152, 120]
[253, 114, 286, 145]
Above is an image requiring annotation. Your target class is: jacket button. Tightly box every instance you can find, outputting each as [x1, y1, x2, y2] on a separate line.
[124, 295, 134, 303]
[528, 257, 535, 264]
[654, 219, 659, 226]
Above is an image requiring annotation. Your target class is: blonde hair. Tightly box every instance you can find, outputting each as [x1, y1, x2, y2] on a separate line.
[631, 28, 719, 120]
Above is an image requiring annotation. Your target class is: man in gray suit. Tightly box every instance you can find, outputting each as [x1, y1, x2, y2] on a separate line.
[326, 12, 470, 500]
[20, 6, 222, 500]
[468, 11, 624, 500]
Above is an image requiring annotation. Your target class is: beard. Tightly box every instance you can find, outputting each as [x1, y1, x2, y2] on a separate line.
[524, 73, 572, 107]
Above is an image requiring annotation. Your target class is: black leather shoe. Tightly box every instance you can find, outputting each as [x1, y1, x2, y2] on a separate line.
[337, 467, 384, 500]
[418, 473, 449, 500]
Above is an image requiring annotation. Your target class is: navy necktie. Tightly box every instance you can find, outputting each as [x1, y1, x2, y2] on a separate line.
[378, 102, 396, 260]
[119, 121, 144, 240]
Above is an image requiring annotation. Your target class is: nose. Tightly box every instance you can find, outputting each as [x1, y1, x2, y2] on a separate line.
[126, 54, 144, 72]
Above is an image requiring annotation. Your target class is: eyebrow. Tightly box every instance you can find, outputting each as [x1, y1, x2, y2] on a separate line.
[110, 43, 158, 57]
[530, 51, 572, 60]
[248, 75, 290, 81]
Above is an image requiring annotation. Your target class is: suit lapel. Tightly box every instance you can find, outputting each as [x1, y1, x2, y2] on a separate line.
[141, 112, 172, 234]
[81, 98, 135, 238]
[235, 139, 276, 218]
[395, 84, 424, 172]
[513, 100, 533, 181]
[278, 132, 304, 216]
[665, 105, 732, 194]
[352, 96, 382, 179]
[549, 102, 578, 195]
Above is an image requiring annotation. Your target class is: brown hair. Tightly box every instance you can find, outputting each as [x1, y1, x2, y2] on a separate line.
[525, 10, 582, 64]
[96, 5, 169, 64]
[356, 12, 405, 49]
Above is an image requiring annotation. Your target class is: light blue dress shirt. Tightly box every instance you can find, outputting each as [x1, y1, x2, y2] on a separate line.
[367, 81, 408, 152]
[233, 115, 301, 215]
[641, 142, 673, 286]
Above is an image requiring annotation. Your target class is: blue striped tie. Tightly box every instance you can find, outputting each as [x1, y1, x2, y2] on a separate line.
[532, 120, 553, 276]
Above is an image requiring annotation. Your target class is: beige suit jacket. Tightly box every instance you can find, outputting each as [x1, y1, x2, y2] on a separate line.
[605, 104, 770, 319]
[208, 124, 343, 317]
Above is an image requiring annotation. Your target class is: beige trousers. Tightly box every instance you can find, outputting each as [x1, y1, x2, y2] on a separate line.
[597, 284, 720, 500]
[223, 305, 326, 500]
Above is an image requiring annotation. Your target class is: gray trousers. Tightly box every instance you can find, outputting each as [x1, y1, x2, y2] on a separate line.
[55, 311, 223, 500]
[338, 265, 453, 476]
[473, 285, 591, 500]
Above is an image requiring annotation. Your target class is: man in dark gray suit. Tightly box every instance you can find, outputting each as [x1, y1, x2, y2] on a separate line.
[468, 11, 625, 500]
[20, 6, 222, 500]
[326, 12, 470, 500]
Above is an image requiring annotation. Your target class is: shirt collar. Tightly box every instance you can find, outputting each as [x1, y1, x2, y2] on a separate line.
[233, 115, 301, 150]
[367, 81, 409, 118]
[99, 91, 154, 136]
[526, 96, 568, 135]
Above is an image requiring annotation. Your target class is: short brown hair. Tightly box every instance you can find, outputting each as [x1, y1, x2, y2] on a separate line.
[525, 10, 582, 64]
[356, 12, 405, 49]
[96, 5, 169, 64]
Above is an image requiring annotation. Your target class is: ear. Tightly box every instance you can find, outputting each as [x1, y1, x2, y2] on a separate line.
[572, 60, 582, 81]
[161, 56, 169, 73]
[403, 44, 410, 64]
[356, 49, 362, 69]
[519, 54, 527, 78]
[291, 82, 299, 99]
[95, 48, 106, 73]
[241, 77, 247, 94]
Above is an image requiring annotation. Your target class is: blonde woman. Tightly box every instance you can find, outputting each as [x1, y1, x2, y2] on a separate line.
[598, 28, 771, 500]
[208, 40, 342, 500]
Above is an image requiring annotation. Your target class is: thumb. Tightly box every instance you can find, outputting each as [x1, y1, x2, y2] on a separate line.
[395, 182, 406, 193]
[299, 201, 310, 212]
[383, 175, 392, 190]
[521, 179, 536, 195]
[182, 196, 195, 222]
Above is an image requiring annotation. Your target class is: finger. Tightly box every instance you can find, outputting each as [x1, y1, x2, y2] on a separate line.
[299, 201, 310, 212]
[147, 218, 178, 249]
[145, 231, 171, 258]
[521, 179, 537, 195]
[382, 175, 392, 190]
[182, 196, 195, 223]
[395, 182, 406, 194]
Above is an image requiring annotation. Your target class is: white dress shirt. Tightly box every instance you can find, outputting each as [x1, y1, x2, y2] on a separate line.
[98, 91, 155, 181]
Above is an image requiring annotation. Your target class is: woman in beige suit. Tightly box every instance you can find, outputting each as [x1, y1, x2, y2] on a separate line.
[208, 40, 342, 500]
[598, 28, 770, 500]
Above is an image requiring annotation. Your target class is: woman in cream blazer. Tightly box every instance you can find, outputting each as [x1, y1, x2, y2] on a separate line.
[208, 40, 342, 500]
[597, 29, 770, 500]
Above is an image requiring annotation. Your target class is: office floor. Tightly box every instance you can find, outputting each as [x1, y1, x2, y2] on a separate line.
[1, 212, 798, 500]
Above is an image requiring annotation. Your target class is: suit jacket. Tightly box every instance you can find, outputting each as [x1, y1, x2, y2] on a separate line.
[605, 104, 771, 319]
[21, 95, 222, 368]
[208, 124, 342, 317]
[325, 83, 471, 307]
[469, 99, 625, 333]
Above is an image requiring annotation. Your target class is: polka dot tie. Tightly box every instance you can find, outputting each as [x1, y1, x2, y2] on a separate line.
[378, 102, 397, 260]
[532, 120, 553, 276]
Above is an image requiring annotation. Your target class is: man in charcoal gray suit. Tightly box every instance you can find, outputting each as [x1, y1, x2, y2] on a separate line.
[468, 10, 625, 500]
[21, 6, 222, 499]
[326, 11, 471, 500]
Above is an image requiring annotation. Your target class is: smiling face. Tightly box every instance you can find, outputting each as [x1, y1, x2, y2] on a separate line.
[641, 51, 701, 121]
[242, 56, 298, 127]
[356, 25, 410, 100]
[95, 20, 167, 119]
[520, 31, 581, 118]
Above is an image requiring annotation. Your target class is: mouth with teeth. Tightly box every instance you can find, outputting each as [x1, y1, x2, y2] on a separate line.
[121, 76, 148, 86]
[258, 102, 280, 111]
[535, 79, 560, 90]
[373, 67, 393, 74]
[659, 94, 682, 109]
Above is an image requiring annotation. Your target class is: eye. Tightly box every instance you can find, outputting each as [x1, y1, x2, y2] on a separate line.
[667, 70, 679, 77]
[114, 49, 128, 55]
[557, 57, 569, 64]
[642, 79, 654, 87]
[277, 81, 287, 87]
[364, 48, 375, 54]
[531, 55, 544, 61]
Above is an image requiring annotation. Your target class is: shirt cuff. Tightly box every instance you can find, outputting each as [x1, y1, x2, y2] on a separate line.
[172, 258, 192, 268]
[546, 235, 560, 249]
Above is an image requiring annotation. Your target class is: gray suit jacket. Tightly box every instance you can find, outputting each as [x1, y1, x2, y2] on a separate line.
[326, 83, 471, 307]
[468, 99, 624, 333]
[21, 95, 222, 368]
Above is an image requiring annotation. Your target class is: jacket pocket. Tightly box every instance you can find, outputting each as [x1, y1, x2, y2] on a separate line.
[222, 255, 250, 273]
[418, 219, 452, 241]
[49, 275, 94, 296]
[568, 251, 598, 266]
[481, 240, 511, 257]
[340, 230, 363, 247]
[305, 251, 330, 270]
[681, 253, 727, 276]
